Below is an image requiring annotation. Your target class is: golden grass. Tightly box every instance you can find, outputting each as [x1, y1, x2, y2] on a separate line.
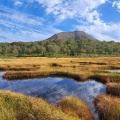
[2, 71, 86, 82]
[0, 57, 120, 120]
[0, 90, 81, 120]
[107, 82, 120, 96]
[95, 94, 120, 120]
[57, 96, 94, 120]
[0, 57, 119, 83]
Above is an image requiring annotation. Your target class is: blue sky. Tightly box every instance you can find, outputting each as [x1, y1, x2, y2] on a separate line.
[0, 0, 120, 42]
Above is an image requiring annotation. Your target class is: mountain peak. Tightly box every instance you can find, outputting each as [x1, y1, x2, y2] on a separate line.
[46, 31, 98, 41]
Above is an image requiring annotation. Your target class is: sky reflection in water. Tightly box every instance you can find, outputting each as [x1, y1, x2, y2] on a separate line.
[0, 72, 106, 120]
[108, 69, 120, 73]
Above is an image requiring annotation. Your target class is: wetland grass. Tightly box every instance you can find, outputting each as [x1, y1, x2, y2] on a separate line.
[2, 71, 86, 81]
[107, 82, 120, 96]
[0, 90, 80, 120]
[0, 57, 120, 120]
[0, 57, 119, 82]
[95, 94, 120, 120]
[57, 96, 94, 120]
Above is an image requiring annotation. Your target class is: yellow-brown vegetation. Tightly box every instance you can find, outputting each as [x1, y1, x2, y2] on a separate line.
[0, 90, 80, 120]
[0, 57, 120, 120]
[58, 96, 94, 120]
[95, 94, 120, 120]
[107, 82, 120, 96]
[0, 57, 119, 83]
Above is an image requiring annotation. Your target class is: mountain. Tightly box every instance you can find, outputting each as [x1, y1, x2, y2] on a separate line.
[46, 31, 98, 41]
[0, 31, 120, 57]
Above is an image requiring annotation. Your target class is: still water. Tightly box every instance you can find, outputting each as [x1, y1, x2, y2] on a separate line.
[108, 69, 120, 73]
[0, 72, 106, 120]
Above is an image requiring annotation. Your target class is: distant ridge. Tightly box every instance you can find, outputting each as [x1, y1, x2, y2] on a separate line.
[0, 31, 119, 57]
[46, 31, 98, 41]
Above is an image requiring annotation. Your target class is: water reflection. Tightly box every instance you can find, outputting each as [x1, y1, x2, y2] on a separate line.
[0, 72, 106, 120]
[108, 69, 120, 73]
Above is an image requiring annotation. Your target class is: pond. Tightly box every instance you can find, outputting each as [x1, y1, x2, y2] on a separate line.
[0, 72, 106, 120]
[108, 69, 120, 73]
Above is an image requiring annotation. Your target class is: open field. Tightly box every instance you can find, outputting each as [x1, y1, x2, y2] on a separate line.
[0, 57, 120, 120]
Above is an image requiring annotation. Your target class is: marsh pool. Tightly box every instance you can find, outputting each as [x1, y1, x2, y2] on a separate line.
[108, 69, 120, 73]
[0, 72, 106, 120]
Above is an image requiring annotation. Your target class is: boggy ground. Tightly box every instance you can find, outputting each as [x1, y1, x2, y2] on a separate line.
[95, 94, 120, 120]
[0, 57, 120, 120]
[0, 57, 120, 83]
[107, 82, 120, 97]
[0, 90, 94, 120]
[57, 96, 94, 120]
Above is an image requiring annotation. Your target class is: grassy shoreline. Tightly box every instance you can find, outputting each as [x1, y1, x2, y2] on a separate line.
[95, 94, 120, 120]
[0, 90, 94, 120]
[57, 96, 94, 120]
[0, 57, 120, 83]
[107, 82, 120, 96]
[1, 57, 120, 91]
[0, 57, 120, 120]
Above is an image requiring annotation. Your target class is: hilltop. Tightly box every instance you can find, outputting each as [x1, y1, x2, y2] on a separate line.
[0, 31, 120, 57]
[46, 31, 97, 41]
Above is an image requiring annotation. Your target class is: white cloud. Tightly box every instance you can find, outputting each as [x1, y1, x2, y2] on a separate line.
[76, 21, 120, 41]
[0, 5, 62, 42]
[112, 1, 120, 12]
[0, 5, 44, 26]
[35, 0, 119, 42]
[0, 0, 120, 42]
[0, 27, 62, 42]
[14, 0, 23, 6]
[35, 0, 63, 7]
[36, 0, 120, 41]
[34, 0, 108, 23]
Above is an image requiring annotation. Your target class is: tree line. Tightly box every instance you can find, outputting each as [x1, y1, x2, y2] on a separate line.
[0, 39, 120, 57]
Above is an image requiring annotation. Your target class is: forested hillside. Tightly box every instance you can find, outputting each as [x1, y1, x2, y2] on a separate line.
[0, 39, 120, 57]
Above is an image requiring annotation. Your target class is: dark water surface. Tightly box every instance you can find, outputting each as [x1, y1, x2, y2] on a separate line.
[0, 72, 106, 120]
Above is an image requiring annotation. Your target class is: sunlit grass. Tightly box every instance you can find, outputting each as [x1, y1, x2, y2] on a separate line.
[58, 96, 94, 120]
[0, 57, 120, 120]
[0, 90, 80, 120]
[0, 57, 119, 83]
[95, 94, 120, 120]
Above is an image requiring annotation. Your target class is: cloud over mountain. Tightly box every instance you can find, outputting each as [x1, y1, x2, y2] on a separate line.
[0, 0, 120, 42]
